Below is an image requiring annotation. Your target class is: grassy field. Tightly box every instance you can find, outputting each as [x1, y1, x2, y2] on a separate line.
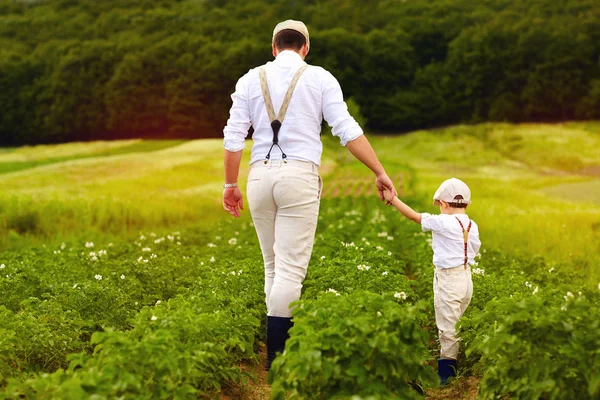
[0, 139, 250, 248]
[1, 122, 599, 280]
[0, 122, 598, 399]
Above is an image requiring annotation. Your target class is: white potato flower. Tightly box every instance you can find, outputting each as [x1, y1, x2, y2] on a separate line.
[394, 292, 407, 300]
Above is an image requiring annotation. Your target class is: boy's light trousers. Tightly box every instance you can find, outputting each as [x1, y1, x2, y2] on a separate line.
[247, 159, 322, 318]
[434, 265, 473, 359]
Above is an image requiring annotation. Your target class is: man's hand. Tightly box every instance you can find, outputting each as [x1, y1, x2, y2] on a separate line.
[223, 187, 244, 218]
[375, 173, 397, 204]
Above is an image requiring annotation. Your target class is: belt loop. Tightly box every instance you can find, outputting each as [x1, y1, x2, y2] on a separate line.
[267, 159, 272, 169]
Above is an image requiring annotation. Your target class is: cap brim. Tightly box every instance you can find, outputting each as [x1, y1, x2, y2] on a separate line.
[433, 199, 471, 206]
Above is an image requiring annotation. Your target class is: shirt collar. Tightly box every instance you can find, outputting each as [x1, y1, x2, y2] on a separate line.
[274, 50, 305, 66]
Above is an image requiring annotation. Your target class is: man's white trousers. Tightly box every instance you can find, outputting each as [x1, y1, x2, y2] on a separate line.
[247, 160, 321, 318]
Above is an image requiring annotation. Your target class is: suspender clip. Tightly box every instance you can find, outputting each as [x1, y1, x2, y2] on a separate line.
[271, 120, 281, 144]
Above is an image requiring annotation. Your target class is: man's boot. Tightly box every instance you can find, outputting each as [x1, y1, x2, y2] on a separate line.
[437, 358, 458, 385]
[266, 316, 293, 371]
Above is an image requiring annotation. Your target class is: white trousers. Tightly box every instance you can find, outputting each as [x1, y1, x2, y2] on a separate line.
[433, 265, 473, 359]
[247, 160, 322, 318]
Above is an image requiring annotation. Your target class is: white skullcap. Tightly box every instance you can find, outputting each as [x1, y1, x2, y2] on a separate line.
[272, 19, 310, 52]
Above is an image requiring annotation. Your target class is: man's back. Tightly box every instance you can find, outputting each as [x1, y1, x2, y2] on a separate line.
[224, 50, 363, 166]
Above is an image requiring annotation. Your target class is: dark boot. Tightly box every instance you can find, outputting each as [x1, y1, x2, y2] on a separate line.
[437, 358, 457, 385]
[266, 316, 293, 371]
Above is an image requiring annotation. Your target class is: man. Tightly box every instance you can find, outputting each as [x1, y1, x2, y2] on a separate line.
[222, 19, 397, 370]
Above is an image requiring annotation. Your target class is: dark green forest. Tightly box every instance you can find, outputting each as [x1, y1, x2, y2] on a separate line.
[0, 0, 599, 145]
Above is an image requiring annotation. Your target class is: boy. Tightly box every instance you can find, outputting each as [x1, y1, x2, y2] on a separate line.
[383, 178, 481, 384]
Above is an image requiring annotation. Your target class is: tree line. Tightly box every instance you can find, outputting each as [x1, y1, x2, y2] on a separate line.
[0, 0, 599, 145]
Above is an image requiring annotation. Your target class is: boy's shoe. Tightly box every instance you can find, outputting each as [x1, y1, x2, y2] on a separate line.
[437, 358, 458, 385]
[266, 316, 293, 371]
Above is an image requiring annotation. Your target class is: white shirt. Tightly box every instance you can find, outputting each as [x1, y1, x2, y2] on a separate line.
[223, 51, 363, 166]
[421, 213, 482, 269]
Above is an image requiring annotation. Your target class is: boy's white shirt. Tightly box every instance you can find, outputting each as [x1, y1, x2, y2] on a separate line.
[421, 213, 481, 269]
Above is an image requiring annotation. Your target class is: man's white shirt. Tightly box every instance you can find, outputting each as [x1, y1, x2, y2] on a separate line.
[223, 50, 363, 166]
[421, 213, 482, 269]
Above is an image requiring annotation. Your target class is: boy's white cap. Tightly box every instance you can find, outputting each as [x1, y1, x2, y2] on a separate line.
[272, 19, 310, 52]
[433, 178, 471, 206]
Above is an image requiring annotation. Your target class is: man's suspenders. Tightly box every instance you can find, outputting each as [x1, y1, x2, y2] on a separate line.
[258, 65, 309, 161]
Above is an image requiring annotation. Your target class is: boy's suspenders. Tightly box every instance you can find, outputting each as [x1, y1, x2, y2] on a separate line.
[258, 65, 309, 161]
[455, 217, 472, 269]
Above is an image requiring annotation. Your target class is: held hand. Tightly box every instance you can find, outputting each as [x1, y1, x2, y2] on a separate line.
[383, 189, 395, 203]
[375, 173, 397, 205]
[223, 187, 244, 218]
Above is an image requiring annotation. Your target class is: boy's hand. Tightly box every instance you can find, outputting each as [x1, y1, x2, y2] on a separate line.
[383, 189, 395, 203]
[375, 173, 397, 204]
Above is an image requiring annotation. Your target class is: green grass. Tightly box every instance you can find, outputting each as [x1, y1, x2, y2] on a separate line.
[0, 122, 598, 281]
[541, 180, 600, 205]
[0, 140, 185, 174]
[0, 139, 251, 248]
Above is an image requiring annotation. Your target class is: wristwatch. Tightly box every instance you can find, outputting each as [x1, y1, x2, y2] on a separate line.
[223, 182, 238, 189]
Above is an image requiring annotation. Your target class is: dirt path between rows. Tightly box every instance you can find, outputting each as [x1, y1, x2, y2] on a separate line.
[221, 346, 271, 400]
[222, 345, 480, 400]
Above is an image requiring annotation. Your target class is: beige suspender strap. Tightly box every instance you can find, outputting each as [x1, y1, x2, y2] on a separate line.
[259, 67, 277, 123]
[258, 65, 309, 123]
[277, 65, 309, 122]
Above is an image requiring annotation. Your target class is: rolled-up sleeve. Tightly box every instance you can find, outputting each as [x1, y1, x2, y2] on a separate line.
[321, 71, 363, 146]
[223, 72, 251, 152]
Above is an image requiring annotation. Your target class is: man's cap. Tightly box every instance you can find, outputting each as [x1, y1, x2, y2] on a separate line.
[272, 19, 310, 52]
[433, 178, 472, 206]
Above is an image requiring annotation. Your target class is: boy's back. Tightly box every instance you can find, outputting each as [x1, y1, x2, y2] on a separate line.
[421, 213, 481, 269]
